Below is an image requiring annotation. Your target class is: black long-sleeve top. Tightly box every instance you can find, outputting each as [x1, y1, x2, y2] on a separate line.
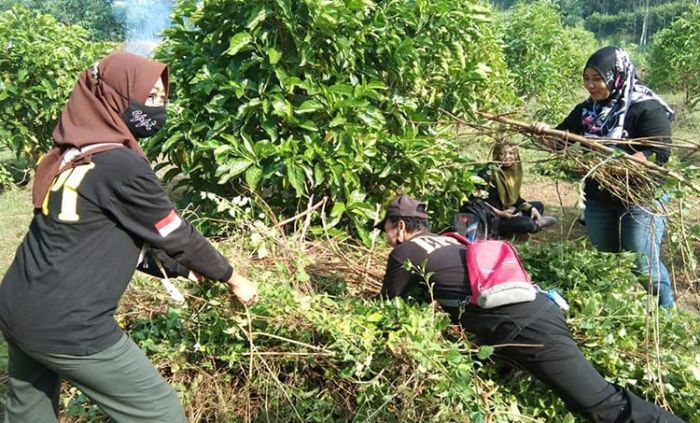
[556, 99, 672, 204]
[0, 148, 233, 355]
[379, 232, 548, 344]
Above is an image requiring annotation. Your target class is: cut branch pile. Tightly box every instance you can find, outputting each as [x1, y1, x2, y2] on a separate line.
[455, 111, 700, 209]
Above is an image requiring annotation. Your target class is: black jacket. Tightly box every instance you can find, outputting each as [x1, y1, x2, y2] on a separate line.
[0, 148, 232, 355]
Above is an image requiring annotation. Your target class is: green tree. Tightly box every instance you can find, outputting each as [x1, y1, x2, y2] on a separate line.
[491, 0, 696, 43]
[22, 0, 124, 41]
[152, 0, 514, 241]
[0, 0, 19, 11]
[0, 5, 114, 164]
[499, 0, 597, 121]
[585, 1, 694, 45]
[648, 6, 700, 108]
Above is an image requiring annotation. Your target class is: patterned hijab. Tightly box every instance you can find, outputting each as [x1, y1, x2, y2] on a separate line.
[581, 46, 673, 138]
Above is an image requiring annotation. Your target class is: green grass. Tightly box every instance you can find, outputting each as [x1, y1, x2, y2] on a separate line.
[0, 148, 32, 411]
[0, 182, 31, 392]
[0, 187, 31, 274]
[0, 147, 32, 271]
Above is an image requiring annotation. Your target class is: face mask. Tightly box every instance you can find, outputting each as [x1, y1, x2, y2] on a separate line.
[395, 225, 405, 245]
[122, 101, 167, 138]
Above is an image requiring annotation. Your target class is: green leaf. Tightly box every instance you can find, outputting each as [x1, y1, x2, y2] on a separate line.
[162, 133, 184, 151]
[245, 6, 268, 30]
[328, 83, 354, 95]
[267, 47, 282, 65]
[162, 167, 182, 183]
[245, 166, 262, 189]
[16, 69, 28, 82]
[364, 81, 386, 91]
[271, 98, 291, 118]
[218, 159, 253, 183]
[329, 115, 346, 127]
[356, 108, 385, 129]
[286, 162, 306, 196]
[225, 32, 253, 56]
[149, 0, 521, 249]
[331, 201, 345, 217]
[295, 99, 324, 114]
[298, 120, 318, 131]
[476, 345, 494, 360]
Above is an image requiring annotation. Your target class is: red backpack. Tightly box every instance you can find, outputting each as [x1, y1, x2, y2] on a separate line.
[442, 232, 537, 309]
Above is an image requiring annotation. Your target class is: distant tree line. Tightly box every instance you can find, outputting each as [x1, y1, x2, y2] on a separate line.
[0, 0, 124, 41]
[490, 0, 698, 44]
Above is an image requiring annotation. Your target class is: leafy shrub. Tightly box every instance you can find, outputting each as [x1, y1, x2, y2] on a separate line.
[0, 163, 13, 190]
[499, 0, 597, 121]
[519, 242, 700, 419]
[0, 5, 113, 165]
[93, 237, 700, 422]
[648, 5, 700, 110]
[151, 0, 515, 242]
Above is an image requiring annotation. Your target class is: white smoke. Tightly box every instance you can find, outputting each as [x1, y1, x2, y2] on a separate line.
[112, 0, 174, 57]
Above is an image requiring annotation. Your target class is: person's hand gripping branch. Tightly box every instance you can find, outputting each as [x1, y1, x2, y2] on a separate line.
[226, 271, 259, 306]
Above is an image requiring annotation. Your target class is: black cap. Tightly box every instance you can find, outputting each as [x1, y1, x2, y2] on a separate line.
[373, 194, 429, 231]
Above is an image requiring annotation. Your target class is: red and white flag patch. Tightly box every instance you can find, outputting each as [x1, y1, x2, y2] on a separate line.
[155, 210, 182, 238]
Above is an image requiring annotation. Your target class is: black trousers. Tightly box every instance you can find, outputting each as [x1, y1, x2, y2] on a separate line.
[456, 295, 683, 423]
[498, 201, 545, 235]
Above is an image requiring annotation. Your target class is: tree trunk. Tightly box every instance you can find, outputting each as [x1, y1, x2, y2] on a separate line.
[639, 0, 650, 46]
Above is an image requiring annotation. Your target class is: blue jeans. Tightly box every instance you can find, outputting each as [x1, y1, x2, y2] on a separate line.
[585, 196, 674, 308]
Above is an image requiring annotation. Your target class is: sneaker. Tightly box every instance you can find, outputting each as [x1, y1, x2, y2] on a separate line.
[538, 216, 557, 228]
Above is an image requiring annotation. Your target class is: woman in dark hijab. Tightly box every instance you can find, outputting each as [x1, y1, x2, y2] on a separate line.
[0, 51, 258, 422]
[536, 46, 675, 308]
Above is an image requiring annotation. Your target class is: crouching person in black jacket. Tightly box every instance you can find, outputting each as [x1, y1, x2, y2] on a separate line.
[375, 194, 682, 423]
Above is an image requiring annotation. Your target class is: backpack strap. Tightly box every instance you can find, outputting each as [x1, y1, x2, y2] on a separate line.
[436, 298, 470, 309]
[436, 232, 473, 308]
[442, 231, 473, 246]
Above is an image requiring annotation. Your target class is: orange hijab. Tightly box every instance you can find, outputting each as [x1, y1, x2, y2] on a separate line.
[32, 51, 168, 208]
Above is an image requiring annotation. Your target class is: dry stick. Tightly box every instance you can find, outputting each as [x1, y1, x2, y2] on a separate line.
[246, 190, 285, 237]
[458, 343, 544, 353]
[363, 373, 418, 422]
[677, 196, 699, 282]
[593, 137, 699, 150]
[554, 180, 570, 241]
[244, 305, 254, 423]
[299, 194, 316, 249]
[437, 111, 699, 151]
[364, 203, 382, 284]
[482, 384, 499, 423]
[478, 112, 700, 196]
[255, 347, 305, 423]
[646, 223, 669, 408]
[275, 197, 328, 228]
[241, 351, 334, 357]
[251, 331, 334, 353]
[234, 303, 305, 423]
